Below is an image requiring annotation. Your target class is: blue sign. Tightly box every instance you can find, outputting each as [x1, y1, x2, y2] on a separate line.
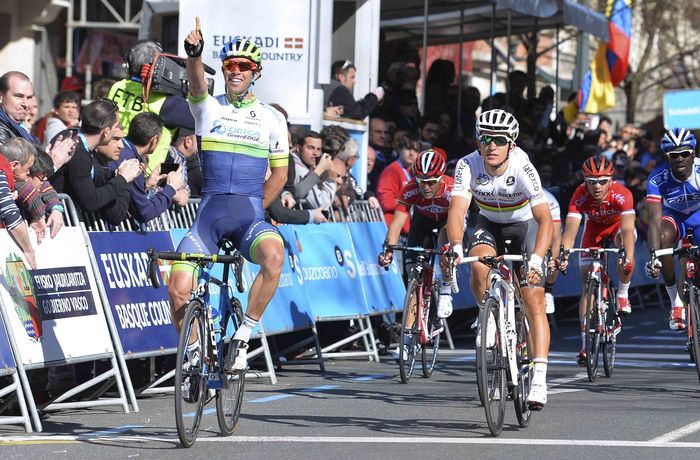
[0, 311, 16, 372]
[89, 231, 179, 356]
[346, 222, 406, 314]
[663, 89, 700, 129]
[291, 223, 369, 319]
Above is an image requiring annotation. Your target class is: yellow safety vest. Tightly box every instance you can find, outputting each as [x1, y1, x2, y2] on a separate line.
[107, 79, 174, 171]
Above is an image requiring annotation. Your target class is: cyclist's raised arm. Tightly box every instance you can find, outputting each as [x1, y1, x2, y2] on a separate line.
[184, 16, 208, 98]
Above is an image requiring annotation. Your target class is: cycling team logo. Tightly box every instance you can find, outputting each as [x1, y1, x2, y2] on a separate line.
[4, 254, 42, 342]
[210, 120, 226, 135]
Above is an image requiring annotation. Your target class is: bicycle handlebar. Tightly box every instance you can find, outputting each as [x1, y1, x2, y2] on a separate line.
[147, 248, 245, 293]
[383, 243, 443, 255]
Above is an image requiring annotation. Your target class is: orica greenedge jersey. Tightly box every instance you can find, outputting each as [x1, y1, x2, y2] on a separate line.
[188, 92, 289, 197]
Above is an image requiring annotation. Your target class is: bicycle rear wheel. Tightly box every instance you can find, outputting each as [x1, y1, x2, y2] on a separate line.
[421, 283, 441, 378]
[174, 299, 208, 447]
[479, 297, 506, 436]
[603, 285, 618, 378]
[216, 296, 246, 435]
[583, 280, 601, 382]
[688, 287, 700, 383]
[513, 307, 532, 428]
[399, 279, 420, 383]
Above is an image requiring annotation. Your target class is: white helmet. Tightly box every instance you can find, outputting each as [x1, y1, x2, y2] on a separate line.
[476, 109, 519, 141]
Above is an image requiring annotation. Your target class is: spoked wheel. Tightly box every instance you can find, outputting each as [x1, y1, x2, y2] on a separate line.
[513, 307, 532, 428]
[399, 279, 421, 383]
[583, 281, 601, 382]
[687, 288, 700, 383]
[421, 283, 441, 378]
[217, 296, 246, 435]
[478, 297, 507, 436]
[174, 299, 209, 448]
[603, 285, 618, 378]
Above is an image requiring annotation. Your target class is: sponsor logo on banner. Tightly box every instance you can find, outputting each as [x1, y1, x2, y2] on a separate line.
[211, 35, 304, 62]
[31, 266, 97, 321]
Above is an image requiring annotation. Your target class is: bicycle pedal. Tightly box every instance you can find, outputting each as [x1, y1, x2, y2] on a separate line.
[431, 326, 444, 338]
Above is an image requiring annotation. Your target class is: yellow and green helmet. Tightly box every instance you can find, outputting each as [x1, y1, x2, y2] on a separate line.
[219, 38, 262, 69]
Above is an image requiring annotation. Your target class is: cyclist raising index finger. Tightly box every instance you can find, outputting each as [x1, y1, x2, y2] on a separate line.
[444, 109, 553, 409]
[168, 17, 289, 374]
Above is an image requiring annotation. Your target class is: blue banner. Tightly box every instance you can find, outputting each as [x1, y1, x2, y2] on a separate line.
[346, 222, 406, 314]
[0, 310, 15, 372]
[663, 89, 700, 130]
[291, 223, 369, 319]
[89, 231, 179, 356]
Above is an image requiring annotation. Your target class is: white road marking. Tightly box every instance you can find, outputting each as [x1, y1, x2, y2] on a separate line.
[650, 420, 700, 443]
[631, 335, 686, 341]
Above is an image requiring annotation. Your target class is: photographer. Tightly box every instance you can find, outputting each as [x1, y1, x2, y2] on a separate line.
[107, 40, 195, 169]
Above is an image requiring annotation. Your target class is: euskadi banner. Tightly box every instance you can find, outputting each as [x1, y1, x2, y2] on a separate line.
[0, 307, 16, 373]
[346, 222, 406, 314]
[179, 0, 312, 115]
[290, 223, 369, 320]
[0, 228, 113, 367]
[89, 231, 179, 357]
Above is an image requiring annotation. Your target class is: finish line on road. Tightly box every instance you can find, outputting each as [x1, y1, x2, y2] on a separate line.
[2, 434, 700, 449]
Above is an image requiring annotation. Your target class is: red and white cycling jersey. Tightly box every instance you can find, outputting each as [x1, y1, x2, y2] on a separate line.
[396, 175, 454, 221]
[567, 181, 635, 245]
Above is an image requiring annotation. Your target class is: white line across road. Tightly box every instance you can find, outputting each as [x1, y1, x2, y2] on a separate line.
[2, 435, 700, 449]
[650, 420, 700, 443]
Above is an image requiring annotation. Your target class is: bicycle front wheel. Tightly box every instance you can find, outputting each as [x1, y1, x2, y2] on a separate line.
[603, 285, 618, 378]
[583, 280, 601, 382]
[421, 283, 441, 378]
[174, 299, 208, 447]
[688, 287, 700, 383]
[513, 307, 532, 428]
[479, 297, 506, 436]
[399, 279, 420, 383]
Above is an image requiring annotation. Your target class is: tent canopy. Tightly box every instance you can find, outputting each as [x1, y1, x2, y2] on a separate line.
[380, 0, 609, 47]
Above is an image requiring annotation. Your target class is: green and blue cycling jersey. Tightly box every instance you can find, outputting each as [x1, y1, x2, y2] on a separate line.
[173, 93, 289, 268]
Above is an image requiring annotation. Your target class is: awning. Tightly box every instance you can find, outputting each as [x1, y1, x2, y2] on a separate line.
[380, 0, 609, 47]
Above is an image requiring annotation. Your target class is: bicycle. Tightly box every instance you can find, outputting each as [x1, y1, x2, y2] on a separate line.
[453, 248, 532, 437]
[381, 243, 444, 383]
[561, 245, 625, 382]
[147, 241, 246, 447]
[650, 241, 700, 383]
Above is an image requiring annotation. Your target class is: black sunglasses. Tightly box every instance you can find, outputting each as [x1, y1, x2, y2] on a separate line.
[667, 149, 694, 159]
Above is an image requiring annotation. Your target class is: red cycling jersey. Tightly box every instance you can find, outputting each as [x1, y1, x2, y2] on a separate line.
[396, 176, 454, 221]
[567, 181, 635, 246]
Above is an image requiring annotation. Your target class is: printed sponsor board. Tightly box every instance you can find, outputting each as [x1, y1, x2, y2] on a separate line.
[0, 229, 113, 366]
[0, 310, 15, 372]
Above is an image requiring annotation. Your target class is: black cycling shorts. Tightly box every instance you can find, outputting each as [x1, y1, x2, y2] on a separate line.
[404, 213, 446, 266]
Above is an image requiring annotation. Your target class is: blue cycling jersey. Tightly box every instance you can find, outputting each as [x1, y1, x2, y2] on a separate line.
[647, 159, 700, 238]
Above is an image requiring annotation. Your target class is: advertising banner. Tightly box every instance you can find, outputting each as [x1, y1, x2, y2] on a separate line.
[0, 228, 113, 366]
[179, 0, 312, 116]
[89, 231, 179, 357]
[0, 307, 15, 373]
[346, 222, 405, 314]
[290, 223, 369, 319]
[663, 89, 700, 130]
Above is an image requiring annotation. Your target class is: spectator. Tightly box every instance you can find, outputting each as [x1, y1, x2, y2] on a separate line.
[92, 124, 133, 226]
[0, 164, 36, 268]
[424, 59, 455, 115]
[108, 112, 185, 225]
[377, 133, 421, 235]
[25, 95, 39, 133]
[366, 145, 379, 197]
[92, 78, 117, 100]
[49, 99, 141, 214]
[43, 91, 81, 146]
[0, 71, 37, 145]
[171, 128, 202, 198]
[107, 40, 195, 169]
[323, 60, 384, 120]
[393, 89, 419, 133]
[418, 114, 441, 147]
[507, 70, 528, 121]
[290, 130, 336, 211]
[369, 117, 393, 168]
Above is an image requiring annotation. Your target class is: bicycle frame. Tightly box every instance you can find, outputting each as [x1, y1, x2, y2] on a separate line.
[569, 247, 621, 325]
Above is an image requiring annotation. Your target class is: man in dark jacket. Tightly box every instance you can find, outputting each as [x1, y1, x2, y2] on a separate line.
[323, 60, 385, 120]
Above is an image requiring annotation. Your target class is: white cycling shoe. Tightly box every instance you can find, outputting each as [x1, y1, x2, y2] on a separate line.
[545, 292, 555, 314]
[437, 294, 453, 319]
[224, 339, 249, 374]
[527, 382, 548, 410]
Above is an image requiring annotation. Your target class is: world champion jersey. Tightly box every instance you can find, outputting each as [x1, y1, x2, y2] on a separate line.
[188, 93, 289, 197]
[452, 147, 547, 223]
[647, 159, 700, 218]
[396, 175, 454, 221]
[568, 181, 635, 225]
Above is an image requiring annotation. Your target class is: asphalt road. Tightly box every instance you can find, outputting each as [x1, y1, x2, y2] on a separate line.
[1, 303, 699, 459]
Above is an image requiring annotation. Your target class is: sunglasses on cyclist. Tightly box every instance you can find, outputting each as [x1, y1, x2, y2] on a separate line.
[416, 177, 441, 186]
[667, 149, 694, 159]
[479, 135, 510, 147]
[585, 177, 610, 186]
[222, 59, 258, 73]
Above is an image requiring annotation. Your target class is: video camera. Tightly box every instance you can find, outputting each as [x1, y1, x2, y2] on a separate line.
[142, 53, 216, 99]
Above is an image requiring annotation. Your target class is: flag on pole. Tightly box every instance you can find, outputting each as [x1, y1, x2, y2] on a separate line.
[577, 0, 632, 113]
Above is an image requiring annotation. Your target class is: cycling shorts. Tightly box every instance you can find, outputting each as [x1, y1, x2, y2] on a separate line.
[404, 213, 446, 266]
[579, 221, 637, 267]
[171, 194, 282, 273]
[663, 211, 700, 243]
